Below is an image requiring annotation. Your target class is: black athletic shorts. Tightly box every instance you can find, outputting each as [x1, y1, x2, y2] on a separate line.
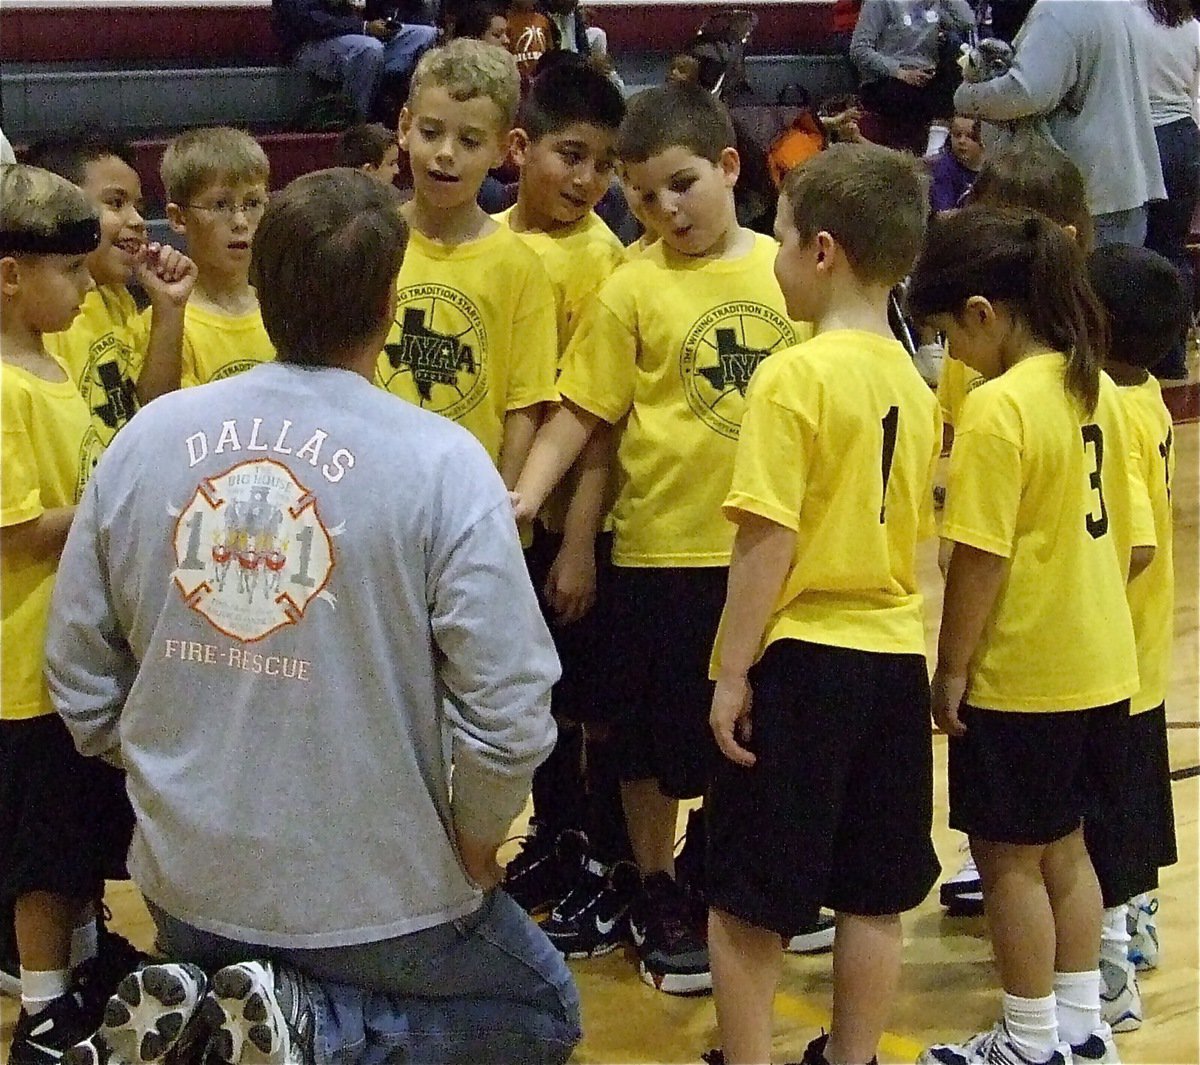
[0, 714, 134, 903]
[606, 565, 727, 799]
[706, 639, 939, 935]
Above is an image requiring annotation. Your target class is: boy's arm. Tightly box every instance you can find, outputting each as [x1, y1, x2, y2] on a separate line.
[933, 542, 1006, 737]
[511, 400, 601, 522]
[711, 512, 796, 768]
[498, 404, 543, 490]
[0, 507, 75, 562]
[545, 423, 613, 624]
[134, 243, 198, 403]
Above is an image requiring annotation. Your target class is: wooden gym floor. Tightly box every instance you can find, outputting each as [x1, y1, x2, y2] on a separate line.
[3, 423, 1196, 1065]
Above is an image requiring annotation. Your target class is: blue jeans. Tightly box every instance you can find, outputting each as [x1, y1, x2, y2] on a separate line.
[148, 890, 581, 1065]
[294, 26, 437, 119]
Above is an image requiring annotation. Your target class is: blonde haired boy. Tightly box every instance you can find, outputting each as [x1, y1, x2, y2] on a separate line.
[377, 38, 558, 487]
[161, 126, 275, 387]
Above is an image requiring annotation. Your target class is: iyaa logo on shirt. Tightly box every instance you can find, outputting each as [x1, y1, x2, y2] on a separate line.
[380, 283, 489, 422]
[211, 359, 264, 382]
[171, 457, 336, 642]
[679, 302, 797, 439]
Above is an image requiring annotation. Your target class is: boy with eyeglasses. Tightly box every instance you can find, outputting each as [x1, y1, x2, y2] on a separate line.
[160, 127, 276, 387]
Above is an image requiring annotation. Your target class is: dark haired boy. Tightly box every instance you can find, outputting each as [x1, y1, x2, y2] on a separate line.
[337, 122, 401, 184]
[706, 144, 939, 1065]
[494, 58, 634, 949]
[50, 168, 579, 1065]
[512, 83, 809, 994]
[1084, 244, 1185, 1041]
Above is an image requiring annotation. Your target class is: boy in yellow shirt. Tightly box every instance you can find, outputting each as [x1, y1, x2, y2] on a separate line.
[0, 166, 140, 1064]
[28, 137, 197, 462]
[494, 56, 634, 947]
[377, 38, 558, 484]
[703, 145, 938, 1065]
[512, 82, 807, 994]
[160, 127, 276, 387]
[1085, 244, 1185, 1033]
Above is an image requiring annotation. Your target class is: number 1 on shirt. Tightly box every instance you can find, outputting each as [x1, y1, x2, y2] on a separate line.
[880, 405, 898, 524]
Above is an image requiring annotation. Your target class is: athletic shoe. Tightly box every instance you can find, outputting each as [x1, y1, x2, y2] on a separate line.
[785, 911, 836, 955]
[939, 841, 984, 917]
[501, 824, 587, 915]
[9, 993, 95, 1065]
[201, 960, 317, 1065]
[75, 925, 151, 1023]
[628, 872, 711, 996]
[1070, 1023, 1121, 1064]
[542, 859, 640, 959]
[802, 1032, 877, 1065]
[918, 1023, 1069, 1065]
[1100, 956, 1143, 1032]
[62, 963, 208, 1065]
[1126, 896, 1159, 972]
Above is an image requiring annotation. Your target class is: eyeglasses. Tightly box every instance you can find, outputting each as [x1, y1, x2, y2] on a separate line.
[181, 197, 269, 221]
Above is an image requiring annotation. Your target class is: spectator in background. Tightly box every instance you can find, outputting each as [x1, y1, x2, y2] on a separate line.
[508, 0, 553, 81]
[929, 114, 984, 211]
[271, 0, 437, 121]
[954, 0, 1166, 247]
[667, 53, 701, 85]
[338, 122, 402, 184]
[1135, 0, 1200, 378]
[457, 0, 511, 47]
[831, 0, 863, 52]
[850, 0, 975, 154]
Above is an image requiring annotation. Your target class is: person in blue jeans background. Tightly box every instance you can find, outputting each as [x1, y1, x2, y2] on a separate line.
[272, 0, 438, 121]
[47, 168, 580, 1065]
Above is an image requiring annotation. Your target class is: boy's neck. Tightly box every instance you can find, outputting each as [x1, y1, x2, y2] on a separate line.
[192, 270, 257, 315]
[404, 197, 497, 245]
[1, 320, 59, 376]
[510, 190, 583, 236]
[810, 280, 897, 340]
[1105, 360, 1151, 386]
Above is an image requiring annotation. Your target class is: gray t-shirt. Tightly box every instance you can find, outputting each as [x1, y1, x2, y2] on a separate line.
[850, 0, 975, 83]
[46, 362, 560, 949]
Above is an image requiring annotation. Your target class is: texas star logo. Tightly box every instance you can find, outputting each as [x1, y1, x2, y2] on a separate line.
[679, 301, 797, 438]
[171, 458, 336, 642]
[379, 283, 489, 422]
[76, 426, 105, 501]
[211, 359, 264, 382]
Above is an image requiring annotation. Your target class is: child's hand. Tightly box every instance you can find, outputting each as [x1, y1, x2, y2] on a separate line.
[136, 243, 198, 308]
[509, 490, 537, 525]
[455, 828, 503, 891]
[710, 674, 756, 767]
[931, 668, 968, 737]
[544, 543, 596, 625]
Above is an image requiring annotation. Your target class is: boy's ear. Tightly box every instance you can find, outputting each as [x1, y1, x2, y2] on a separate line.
[0, 256, 21, 296]
[1062, 222, 1079, 245]
[964, 294, 996, 326]
[508, 128, 532, 168]
[815, 230, 836, 268]
[397, 107, 413, 151]
[165, 202, 187, 235]
[718, 146, 741, 187]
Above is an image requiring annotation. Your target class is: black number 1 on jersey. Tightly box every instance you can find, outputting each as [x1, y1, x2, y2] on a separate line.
[880, 406, 899, 524]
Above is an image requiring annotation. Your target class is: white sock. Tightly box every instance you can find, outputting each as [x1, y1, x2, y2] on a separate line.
[69, 917, 98, 969]
[1100, 904, 1131, 968]
[20, 966, 71, 1015]
[1054, 970, 1102, 1046]
[1002, 991, 1060, 1060]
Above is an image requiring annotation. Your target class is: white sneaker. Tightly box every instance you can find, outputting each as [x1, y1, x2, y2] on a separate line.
[786, 910, 835, 954]
[202, 960, 317, 1064]
[1070, 1023, 1121, 1064]
[918, 1022, 1069, 1065]
[1125, 896, 1159, 972]
[1100, 957, 1143, 1033]
[939, 840, 984, 917]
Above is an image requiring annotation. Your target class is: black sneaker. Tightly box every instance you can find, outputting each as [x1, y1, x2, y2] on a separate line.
[10, 993, 95, 1065]
[629, 872, 711, 996]
[63, 963, 209, 1065]
[543, 859, 640, 959]
[502, 825, 587, 915]
[75, 924, 151, 1023]
[201, 960, 317, 1065]
[802, 1032, 877, 1065]
[785, 910, 836, 955]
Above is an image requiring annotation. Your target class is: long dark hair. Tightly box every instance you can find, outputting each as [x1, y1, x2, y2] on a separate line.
[1147, 0, 1195, 27]
[908, 206, 1107, 414]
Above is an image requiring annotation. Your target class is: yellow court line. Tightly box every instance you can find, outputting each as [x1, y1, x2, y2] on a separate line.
[774, 992, 924, 1062]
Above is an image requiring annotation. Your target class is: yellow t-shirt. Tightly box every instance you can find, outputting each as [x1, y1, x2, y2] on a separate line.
[943, 353, 1139, 711]
[496, 208, 626, 352]
[1120, 376, 1175, 714]
[937, 354, 985, 427]
[375, 225, 559, 463]
[44, 285, 147, 466]
[558, 234, 809, 567]
[716, 330, 942, 667]
[1, 360, 92, 720]
[172, 300, 275, 387]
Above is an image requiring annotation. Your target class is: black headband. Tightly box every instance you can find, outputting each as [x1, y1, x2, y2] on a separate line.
[0, 216, 102, 256]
